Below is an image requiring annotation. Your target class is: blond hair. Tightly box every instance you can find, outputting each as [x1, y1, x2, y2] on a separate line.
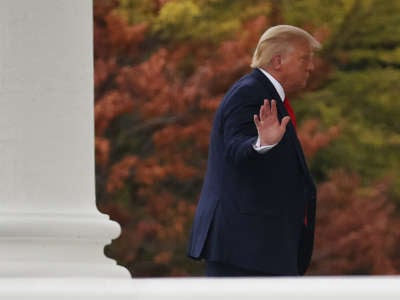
[250, 25, 321, 69]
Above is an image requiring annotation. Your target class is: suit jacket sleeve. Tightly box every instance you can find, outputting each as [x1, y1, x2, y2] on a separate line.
[222, 85, 273, 166]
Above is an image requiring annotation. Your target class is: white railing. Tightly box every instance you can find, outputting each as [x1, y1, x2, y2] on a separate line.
[1, 276, 400, 299]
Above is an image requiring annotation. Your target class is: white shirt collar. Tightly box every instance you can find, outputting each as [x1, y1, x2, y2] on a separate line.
[257, 68, 285, 102]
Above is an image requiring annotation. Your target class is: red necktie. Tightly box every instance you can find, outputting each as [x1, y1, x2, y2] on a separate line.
[283, 97, 297, 129]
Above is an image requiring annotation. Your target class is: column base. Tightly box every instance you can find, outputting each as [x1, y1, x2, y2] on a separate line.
[0, 211, 129, 277]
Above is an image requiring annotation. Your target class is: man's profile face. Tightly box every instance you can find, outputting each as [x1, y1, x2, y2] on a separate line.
[280, 40, 315, 93]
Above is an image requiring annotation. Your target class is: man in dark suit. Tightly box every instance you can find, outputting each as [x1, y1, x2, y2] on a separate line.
[187, 25, 321, 276]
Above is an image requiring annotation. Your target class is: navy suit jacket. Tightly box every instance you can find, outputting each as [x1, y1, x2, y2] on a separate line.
[187, 68, 317, 275]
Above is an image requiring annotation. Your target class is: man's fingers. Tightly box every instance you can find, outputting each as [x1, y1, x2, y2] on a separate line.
[264, 99, 270, 109]
[259, 98, 280, 122]
[270, 99, 277, 115]
[280, 116, 291, 129]
[260, 99, 272, 120]
[253, 114, 260, 129]
[260, 100, 268, 120]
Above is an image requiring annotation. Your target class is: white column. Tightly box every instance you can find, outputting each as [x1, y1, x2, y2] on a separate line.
[0, 0, 129, 277]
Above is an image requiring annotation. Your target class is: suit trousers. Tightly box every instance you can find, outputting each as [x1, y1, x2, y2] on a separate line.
[205, 261, 277, 277]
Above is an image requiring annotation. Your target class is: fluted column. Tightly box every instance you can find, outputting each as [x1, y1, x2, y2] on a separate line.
[0, 0, 128, 277]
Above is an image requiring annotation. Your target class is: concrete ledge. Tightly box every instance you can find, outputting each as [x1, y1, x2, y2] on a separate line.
[0, 276, 399, 299]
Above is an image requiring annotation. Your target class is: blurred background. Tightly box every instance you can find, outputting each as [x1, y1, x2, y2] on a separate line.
[93, 0, 400, 277]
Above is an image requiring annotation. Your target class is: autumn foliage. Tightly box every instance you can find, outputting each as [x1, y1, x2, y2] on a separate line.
[94, 0, 400, 277]
[311, 171, 400, 275]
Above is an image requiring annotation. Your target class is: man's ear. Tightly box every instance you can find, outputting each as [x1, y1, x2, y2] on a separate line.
[270, 55, 282, 70]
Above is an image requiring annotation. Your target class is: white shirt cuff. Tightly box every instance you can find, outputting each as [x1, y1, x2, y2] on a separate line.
[252, 137, 277, 154]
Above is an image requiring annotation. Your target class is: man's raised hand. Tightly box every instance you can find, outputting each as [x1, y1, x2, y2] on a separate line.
[253, 99, 290, 146]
